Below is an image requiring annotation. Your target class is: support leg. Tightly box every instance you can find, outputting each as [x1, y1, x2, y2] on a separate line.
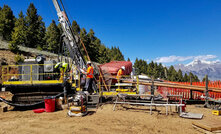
[113, 96, 119, 111]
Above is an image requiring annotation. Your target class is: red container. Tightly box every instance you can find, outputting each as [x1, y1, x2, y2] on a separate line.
[33, 108, 45, 113]
[44, 97, 55, 112]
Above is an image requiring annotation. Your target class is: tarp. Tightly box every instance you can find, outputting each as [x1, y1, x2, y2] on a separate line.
[99, 61, 132, 75]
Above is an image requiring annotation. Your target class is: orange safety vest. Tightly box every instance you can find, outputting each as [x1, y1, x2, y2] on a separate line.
[86, 66, 93, 78]
[117, 69, 123, 79]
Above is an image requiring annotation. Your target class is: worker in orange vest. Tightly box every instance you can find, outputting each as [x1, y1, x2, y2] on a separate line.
[116, 66, 125, 89]
[117, 66, 125, 79]
[83, 61, 94, 94]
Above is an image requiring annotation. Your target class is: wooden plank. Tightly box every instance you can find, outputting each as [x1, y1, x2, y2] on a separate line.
[192, 125, 214, 134]
[192, 120, 221, 131]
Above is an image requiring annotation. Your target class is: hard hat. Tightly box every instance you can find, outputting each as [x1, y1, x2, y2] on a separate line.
[87, 61, 92, 65]
[121, 66, 125, 70]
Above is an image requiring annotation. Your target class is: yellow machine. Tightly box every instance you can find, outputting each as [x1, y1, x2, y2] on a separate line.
[1, 56, 74, 104]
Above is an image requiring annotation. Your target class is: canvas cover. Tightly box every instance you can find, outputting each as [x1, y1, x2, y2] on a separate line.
[99, 61, 132, 75]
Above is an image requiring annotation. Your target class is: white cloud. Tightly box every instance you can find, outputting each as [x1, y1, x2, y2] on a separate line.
[194, 55, 217, 61]
[155, 55, 218, 63]
[155, 55, 193, 63]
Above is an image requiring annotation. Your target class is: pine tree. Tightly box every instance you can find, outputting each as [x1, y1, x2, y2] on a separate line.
[98, 45, 110, 63]
[0, 5, 15, 41]
[202, 76, 210, 82]
[168, 65, 178, 81]
[45, 20, 60, 53]
[25, 3, 38, 47]
[25, 3, 45, 48]
[194, 74, 200, 82]
[36, 16, 46, 50]
[10, 11, 27, 52]
[164, 67, 168, 80]
[153, 62, 159, 78]
[177, 69, 183, 82]
[82, 29, 97, 61]
[141, 60, 148, 75]
[158, 63, 165, 79]
[109, 46, 125, 61]
[188, 72, 194, 82]
[133, 58, 141, 75]
[147, 61, 154, 76]
[188, 72, 200, 82]
[71, 20, 80, 35]
[147, 64, 153, 76]
[133, 58, 148, 75]
[127, 58, 130, 61]
[183, 73, 189, 82]
[79, 28, 90, 60]
[87, 29, 106, 62]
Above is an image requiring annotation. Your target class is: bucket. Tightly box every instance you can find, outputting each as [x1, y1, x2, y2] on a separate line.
[44, 97, 55, 112]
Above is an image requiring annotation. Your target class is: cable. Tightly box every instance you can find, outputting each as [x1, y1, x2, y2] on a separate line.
[0, 92, 64, 107]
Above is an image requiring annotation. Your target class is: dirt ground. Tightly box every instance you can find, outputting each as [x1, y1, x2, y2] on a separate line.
[0, 100, 220, 134]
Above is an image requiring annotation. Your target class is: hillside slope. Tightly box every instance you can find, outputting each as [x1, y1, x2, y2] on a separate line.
[0, 37, 58, 64]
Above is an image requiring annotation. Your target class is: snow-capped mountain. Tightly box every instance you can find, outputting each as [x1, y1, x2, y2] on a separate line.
[174, 59, 221, 80]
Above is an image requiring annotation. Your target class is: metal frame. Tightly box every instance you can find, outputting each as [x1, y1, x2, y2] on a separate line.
[113, 94, 185, 115]
[2, 64, 63, 86]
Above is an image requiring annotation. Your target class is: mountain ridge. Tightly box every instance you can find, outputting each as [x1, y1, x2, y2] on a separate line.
[174, 59, 221, 81]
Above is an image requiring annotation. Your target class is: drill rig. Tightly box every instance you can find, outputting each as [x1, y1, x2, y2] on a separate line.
[0, 0, 97, 106]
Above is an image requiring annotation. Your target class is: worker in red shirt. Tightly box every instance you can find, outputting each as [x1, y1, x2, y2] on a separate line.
[83, 61, 94, 94]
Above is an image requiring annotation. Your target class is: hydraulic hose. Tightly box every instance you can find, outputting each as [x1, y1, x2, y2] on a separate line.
[0, 92, 65, 107]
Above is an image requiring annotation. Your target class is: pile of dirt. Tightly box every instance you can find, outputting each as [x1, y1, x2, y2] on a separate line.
[0, 104, 220, 134]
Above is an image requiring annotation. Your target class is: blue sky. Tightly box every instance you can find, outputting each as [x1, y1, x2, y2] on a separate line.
[1, 0, 221, 65]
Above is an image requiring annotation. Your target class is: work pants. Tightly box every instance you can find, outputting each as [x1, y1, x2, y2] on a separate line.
[84, 78, 93, 93]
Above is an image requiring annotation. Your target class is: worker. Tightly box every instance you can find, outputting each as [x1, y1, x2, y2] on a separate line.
[83, 61, 94, 94]
[55, 62, 68, 81]
[55, 62, 68, 72]
[117, 66, 125, 79]
[116, 66, 125, 90]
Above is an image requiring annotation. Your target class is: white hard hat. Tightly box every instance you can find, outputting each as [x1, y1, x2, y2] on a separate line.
[87, 61, 92, 64]
[121, 66, 125, 70]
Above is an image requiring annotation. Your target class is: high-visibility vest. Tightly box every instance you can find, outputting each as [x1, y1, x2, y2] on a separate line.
[86, 66, 93, 78]
[55, 62, 68, 72]
[117, 69, 123, 79]
[62, 63, 68, 72]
